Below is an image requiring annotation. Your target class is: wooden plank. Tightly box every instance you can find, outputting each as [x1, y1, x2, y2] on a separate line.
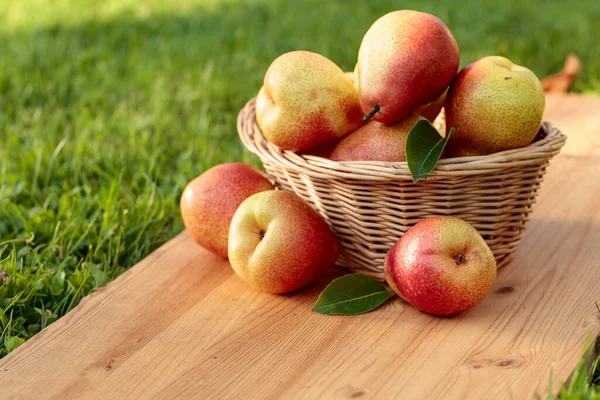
[1, 95, 599, 400]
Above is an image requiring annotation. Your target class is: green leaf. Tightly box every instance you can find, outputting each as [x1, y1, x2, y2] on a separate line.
[50, 270, 66, 296]
[405, 119, 456, 183]
[5, 336, 25, 353]
[83, 263, 107, 286]
[312, 274, 390, 315]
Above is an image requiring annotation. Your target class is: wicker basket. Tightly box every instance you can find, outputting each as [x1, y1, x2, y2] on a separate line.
[237, 99, 567, 281]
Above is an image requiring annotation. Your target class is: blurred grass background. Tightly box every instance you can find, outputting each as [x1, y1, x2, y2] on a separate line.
[0, 0, 599, 362]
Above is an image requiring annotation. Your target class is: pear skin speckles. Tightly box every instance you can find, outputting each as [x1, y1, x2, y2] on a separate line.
[331, 114, 421, 162]
[446, 56, 545, 157]
[229, 190, 340, 294]
[384, 216, 496, 316]
[358, 10, 459, 124]
[257, 51, 363, 152]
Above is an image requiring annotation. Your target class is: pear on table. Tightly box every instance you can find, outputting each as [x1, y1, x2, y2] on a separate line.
[445, 56, 545, 157]
[180, 163, 273, 258]
[256, 51, 363, 153]
[228, 190, 340, 294]
[385, 216, 497, 316]
[357, 10, 459, 123]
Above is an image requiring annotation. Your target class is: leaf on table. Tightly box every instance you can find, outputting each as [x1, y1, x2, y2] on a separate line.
[405, 119, 455, 183]
[541, 53, 582, 93]
[312, 273, 390, 315]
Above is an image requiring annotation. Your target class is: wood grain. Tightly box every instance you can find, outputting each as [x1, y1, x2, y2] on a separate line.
[0, 95, 599, 400]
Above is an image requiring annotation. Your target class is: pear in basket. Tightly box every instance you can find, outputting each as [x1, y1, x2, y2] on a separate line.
[330, 114, 421, 162]
[445, 56, 545, 157]
[357, 10, 459, 124]
[345, 68, 446, 123]
[256, 51, 363, 153]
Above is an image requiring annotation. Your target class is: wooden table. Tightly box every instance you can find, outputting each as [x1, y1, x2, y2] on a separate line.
[1, 94, 599, 400]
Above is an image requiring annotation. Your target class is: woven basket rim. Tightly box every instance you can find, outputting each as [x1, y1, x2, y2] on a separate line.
[238, 98, 567, 181]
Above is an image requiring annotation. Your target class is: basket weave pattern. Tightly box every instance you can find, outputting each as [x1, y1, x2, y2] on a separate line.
[238, 99, 567, 281]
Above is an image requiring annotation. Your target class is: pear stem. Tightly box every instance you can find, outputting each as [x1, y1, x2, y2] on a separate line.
[363, 105, 380, 122]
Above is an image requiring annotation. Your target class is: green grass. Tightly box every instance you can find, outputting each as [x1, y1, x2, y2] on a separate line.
[541, 336, 600, 400]
[0, 0, 599, 394]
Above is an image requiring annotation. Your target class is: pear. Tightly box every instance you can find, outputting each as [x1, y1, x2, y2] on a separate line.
[385, 216, 496, 316]
[357, 10, 459, 124]
[180, 164, 273, 258]
[229, 190, 339, 294]
[256, 51, 363, 152]
[330, 114, 421, 162]
[445, 56, 545, 157]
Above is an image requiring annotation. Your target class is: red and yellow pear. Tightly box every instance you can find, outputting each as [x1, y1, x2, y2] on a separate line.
[385, 216, 496, 316]
[330, 114, 421, 162]
[256, 51, 363, 152]
[229, 190, 340, 294]
[180, 163, 273, 258]
[445, 56, 545, 156]
[357, 10, 459, 123]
